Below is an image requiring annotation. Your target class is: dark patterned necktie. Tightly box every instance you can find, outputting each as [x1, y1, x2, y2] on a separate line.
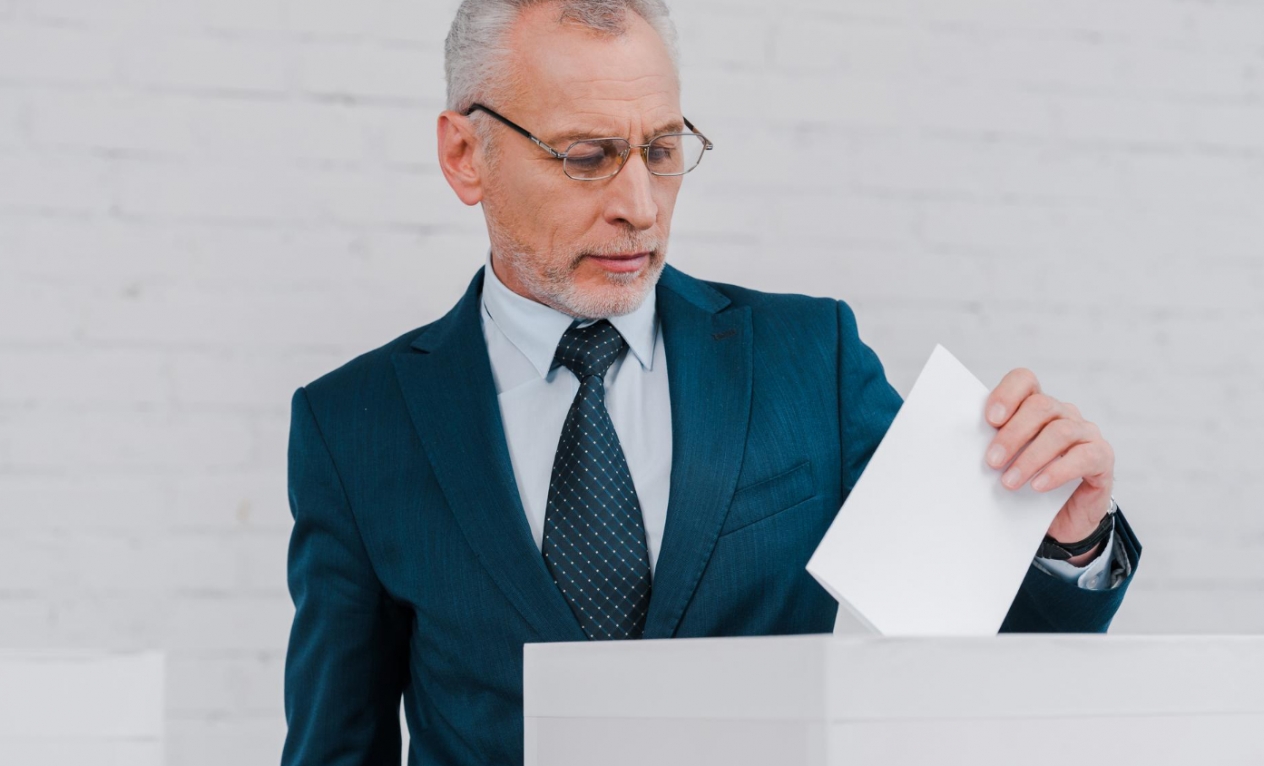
[541, 319, 652, 640]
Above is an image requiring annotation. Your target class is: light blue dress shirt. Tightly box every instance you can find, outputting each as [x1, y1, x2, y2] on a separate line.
[476, 251, 1116, 590]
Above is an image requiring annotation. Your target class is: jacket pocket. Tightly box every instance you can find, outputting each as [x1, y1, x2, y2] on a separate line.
[719, 459, 815, 537]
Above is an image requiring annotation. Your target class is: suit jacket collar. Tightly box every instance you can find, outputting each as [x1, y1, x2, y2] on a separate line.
[396, 264, 751, 641]
[395, 268, 585, 641]
[407, 262, 731, 354]
[641, 265, 752, 638]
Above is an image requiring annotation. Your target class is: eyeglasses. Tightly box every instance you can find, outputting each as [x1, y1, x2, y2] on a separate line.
[463, 103, 714, 182]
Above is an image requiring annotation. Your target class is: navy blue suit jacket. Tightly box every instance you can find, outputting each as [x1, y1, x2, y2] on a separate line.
[282, 264, 1140, 765]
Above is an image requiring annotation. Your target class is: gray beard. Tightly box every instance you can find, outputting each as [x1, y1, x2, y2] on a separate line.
[488, 230, 666, 320]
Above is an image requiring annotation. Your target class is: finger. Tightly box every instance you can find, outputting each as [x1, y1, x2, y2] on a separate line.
[986, 368, 1041, 427]
[999, 417, 1092, 490]
[1028, 441, 1110, 493]
[986, 392, 1067, 469]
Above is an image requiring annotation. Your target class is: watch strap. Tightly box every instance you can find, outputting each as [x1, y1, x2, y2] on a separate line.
[1037, 500, 1117, 561]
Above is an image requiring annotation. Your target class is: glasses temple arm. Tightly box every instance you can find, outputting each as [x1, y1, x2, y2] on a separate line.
[464, 103, 566, 158]
[682, 116, 714, 149]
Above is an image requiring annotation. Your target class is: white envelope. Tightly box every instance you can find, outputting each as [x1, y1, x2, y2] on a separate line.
[807, 344, 1077, 636]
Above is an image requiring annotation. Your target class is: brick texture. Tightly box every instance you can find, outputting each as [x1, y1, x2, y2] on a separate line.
[1, 1, 1261, 764]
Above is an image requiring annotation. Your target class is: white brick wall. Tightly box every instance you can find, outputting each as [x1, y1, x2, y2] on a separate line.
[0, 0, 1260, 763]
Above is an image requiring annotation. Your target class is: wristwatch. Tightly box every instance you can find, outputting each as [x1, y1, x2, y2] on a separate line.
[1037, 498, 1118, 561]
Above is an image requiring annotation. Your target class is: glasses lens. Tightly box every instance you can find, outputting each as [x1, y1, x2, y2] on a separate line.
[563, 139, 629, 180]
[647, 133, 707, 176]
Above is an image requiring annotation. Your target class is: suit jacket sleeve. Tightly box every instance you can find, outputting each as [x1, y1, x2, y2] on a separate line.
[281, 387, 410, 766]
[834, 300, 1141, 634]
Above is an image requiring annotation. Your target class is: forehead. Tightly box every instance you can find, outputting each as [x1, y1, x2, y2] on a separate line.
[503, 5, 681, 137]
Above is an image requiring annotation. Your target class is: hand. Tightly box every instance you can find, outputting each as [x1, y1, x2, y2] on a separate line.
[984, 368, 1115, 565]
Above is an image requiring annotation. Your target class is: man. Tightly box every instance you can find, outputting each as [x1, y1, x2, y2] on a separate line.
[282, 1, 1141, 763]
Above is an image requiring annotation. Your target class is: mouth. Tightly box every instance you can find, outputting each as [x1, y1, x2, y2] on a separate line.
[586, 251, 651, 273]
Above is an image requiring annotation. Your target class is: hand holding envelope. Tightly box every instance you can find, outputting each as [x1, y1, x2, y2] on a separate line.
[807, 345, 1108, 636]
[984, 365, 1117, 563]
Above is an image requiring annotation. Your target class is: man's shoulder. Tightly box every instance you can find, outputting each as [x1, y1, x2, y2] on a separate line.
[661, 266, 865, 368]
[663, 264, 843, 320]
[299, 324, 430, 411]
[302, 267, 484, 410]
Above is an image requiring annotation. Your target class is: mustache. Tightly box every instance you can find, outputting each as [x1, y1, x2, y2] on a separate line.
[574, 235, 665, 263]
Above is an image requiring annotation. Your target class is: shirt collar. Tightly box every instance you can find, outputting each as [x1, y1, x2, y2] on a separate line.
[480, 249, 658, 379]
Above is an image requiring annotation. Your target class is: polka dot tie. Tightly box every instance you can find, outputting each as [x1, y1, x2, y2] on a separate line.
[542, 319, 652, 641]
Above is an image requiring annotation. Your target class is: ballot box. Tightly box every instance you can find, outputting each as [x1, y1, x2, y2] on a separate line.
[524, 634, 1264, 766]
[0, 651, 165, 766]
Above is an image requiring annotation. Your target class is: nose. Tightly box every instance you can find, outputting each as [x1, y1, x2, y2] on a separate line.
[603, 148, 658, 231]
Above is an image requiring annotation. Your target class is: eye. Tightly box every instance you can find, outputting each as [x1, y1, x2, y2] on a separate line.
[567, 150, 606, 168]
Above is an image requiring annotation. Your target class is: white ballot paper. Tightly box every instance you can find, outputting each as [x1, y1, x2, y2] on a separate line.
[807, 344, 1078, 636]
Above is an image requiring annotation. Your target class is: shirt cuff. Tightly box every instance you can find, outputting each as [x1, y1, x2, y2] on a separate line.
[1033, 529, 1116, 591]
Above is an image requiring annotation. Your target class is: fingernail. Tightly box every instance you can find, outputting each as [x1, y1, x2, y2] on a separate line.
[1032, 474, 1050, 491]
[986, 445, 1006, 467]
[988, 404, 1006, 424]
[1002, 468, 1021, 488]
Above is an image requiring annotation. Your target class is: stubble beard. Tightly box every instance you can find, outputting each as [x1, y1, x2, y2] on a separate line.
[489, 228, 668, 320]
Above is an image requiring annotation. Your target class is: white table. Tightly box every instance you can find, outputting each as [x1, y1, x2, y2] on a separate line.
[525, 634, 1264, 766]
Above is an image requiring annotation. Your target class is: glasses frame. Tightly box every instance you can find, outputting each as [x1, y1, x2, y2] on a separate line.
[463, 102, 714, 181]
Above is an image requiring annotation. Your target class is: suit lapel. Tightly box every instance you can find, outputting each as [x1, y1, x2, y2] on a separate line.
[642, 266, 754, 639]
[391, 268, 587, 643]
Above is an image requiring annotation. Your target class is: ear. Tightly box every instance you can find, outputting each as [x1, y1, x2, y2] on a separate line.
[437, 110, 485, 206]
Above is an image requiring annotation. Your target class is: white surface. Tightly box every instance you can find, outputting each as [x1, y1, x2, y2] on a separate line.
[529, 716, 1261, 766]
[0, 651, 165, 766]
[524, 634, 1264, 766]
[808, 345, 1076, 636]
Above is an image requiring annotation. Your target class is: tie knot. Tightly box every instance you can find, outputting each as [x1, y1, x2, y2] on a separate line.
[553, 319, 626, 380]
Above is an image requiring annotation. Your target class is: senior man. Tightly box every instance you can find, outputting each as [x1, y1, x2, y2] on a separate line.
[281, 1, 1141, 763]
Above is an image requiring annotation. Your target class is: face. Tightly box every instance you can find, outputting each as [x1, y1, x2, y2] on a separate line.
[445, 5, 684, 319]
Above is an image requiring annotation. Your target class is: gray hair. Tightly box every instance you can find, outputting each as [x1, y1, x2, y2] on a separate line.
[444, 0, 680, 115]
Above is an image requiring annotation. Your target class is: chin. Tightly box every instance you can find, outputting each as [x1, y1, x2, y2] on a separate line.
[560, 258, 665, 319]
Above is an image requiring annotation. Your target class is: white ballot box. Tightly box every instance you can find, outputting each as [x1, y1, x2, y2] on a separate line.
[524, 634, 1264, 766]
[0, 651, 165, 766]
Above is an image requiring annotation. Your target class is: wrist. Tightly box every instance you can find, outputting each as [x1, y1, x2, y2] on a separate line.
[1038, 498, 1117, 562]
[1047, 493, 1114, 542]
[1063, 541, 1105, 567]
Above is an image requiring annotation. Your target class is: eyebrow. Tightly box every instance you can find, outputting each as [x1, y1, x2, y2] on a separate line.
[547, 119, 687, 146]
